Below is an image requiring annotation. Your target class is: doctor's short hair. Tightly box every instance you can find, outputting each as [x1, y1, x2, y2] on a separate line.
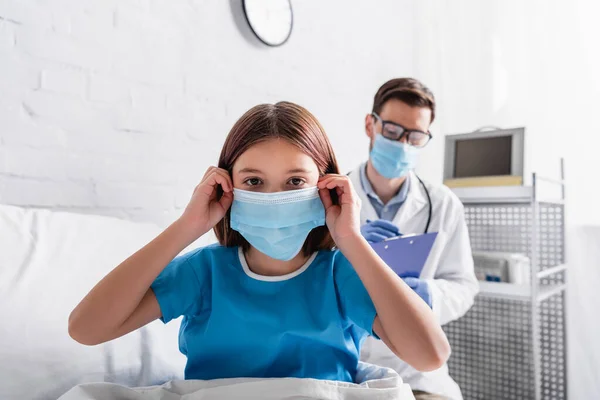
[372, 78, 436, 123]
[214, 101, 339, 255]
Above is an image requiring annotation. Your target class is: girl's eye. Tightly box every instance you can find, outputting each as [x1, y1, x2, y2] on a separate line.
[288, 178, 305, 186]
[244, 178, 262, 186]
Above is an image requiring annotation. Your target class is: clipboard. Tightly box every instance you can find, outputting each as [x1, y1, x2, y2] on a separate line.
[370, 232, 438, 278]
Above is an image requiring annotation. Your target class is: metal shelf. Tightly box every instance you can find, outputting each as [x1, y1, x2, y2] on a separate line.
[537, 284, 567, 302]
[445, 160, 567, 400]
[451, 186, 534, 204]
[478, 281, 566, 302]
[451, 185, 564, 205]
[537, 264, 566, 279]
[478, 281, 530, 299]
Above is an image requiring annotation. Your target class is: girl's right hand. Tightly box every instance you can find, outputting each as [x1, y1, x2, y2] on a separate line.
[179, 166, 234, 239]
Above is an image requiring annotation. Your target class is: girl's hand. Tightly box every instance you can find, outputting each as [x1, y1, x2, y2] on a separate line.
[317, 174, 362, 247]
[179, 166, 233, 239]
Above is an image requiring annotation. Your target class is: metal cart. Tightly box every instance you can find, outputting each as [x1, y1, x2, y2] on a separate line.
[443, 164, 567, 400]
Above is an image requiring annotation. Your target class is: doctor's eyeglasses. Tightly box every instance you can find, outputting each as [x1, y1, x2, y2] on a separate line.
[372, 113, 432, 148]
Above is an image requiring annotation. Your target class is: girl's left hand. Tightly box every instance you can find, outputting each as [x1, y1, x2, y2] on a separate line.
[317, 174, 362, 246]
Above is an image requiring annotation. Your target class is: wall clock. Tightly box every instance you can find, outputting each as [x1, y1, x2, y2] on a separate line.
[242, 0, 293, 47]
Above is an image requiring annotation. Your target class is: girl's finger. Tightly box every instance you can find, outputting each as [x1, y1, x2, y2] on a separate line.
[204, 172, 231, 192]
[327, 178, 357, 205]
[337, 186, 354, 205]
[211, 168, 233, 192]
[198, 172, 218, 195]
[319, 176, 343, 189]
[319, 188, 333, 210]
[317, 174, 344, 187]
[215, 173, 233, 192]
[319, 176, 358, 206]
[201, 166, 231, 188]
[215, 170, 234, 192]
[317, 177, 335, 189]
[324, 177, 351, 192]
[201, 166, 217, 181]
[219, 190, 234, 210]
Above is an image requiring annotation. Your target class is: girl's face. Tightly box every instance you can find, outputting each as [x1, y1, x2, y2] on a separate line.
[232, 139, 320, 193]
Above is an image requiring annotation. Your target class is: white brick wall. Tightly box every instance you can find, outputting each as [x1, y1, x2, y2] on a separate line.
[0, 0, 415, 228]
[41, 67, 88, 97]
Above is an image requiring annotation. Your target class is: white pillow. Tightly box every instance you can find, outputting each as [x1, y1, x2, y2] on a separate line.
[0, 204, 186, 400]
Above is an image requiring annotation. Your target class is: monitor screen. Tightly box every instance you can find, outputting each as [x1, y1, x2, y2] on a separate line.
[454, 136, 512, 178]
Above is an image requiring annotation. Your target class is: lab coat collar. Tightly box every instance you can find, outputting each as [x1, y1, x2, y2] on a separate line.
[350, 164, 428, 227]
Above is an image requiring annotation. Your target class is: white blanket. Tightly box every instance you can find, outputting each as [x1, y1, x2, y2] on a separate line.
[58, 363, 415, 400]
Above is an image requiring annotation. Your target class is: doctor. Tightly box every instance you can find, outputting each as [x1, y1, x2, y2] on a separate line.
[351, 78, 479, 400]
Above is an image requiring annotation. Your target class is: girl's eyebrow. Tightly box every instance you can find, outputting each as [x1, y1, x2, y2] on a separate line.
[238, 168, 263, 174]
[287, 168, 312, 173]
[239, 168, 313, 174]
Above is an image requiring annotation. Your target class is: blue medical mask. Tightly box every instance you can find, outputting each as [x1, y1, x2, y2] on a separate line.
[230, 187, 326, 261]
[370, 134, 420, 178]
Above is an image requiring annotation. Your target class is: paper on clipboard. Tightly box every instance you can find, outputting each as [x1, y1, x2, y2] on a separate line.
[370, 232, 438, 278]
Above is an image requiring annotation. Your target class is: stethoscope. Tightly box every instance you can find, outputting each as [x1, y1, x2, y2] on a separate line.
[351, 169, 433, 234]
[415, 174, 433, 234]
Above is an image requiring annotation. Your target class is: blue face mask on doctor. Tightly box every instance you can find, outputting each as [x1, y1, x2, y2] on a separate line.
[370, 133, 420, 179]
[230, 187, 326, 261]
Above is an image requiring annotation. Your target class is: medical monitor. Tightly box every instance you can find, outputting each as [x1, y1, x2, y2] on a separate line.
[443, 128, 525, 187]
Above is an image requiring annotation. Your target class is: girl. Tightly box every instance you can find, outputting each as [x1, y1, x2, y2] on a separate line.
[69, 102, 449, 383]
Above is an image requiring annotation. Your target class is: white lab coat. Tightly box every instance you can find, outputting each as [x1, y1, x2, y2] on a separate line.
[349, 165, 479, 400]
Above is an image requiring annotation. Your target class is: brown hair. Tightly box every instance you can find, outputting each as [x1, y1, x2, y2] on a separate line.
[213, 101, 339, 256]
[372, 78, 436, 123]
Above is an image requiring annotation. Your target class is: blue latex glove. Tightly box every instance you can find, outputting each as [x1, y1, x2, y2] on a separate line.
[360, 219, 401, 243]
[403, 277, 432, 308]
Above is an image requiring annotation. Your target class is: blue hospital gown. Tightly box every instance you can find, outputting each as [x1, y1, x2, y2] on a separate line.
[150, 244, 377, 383]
